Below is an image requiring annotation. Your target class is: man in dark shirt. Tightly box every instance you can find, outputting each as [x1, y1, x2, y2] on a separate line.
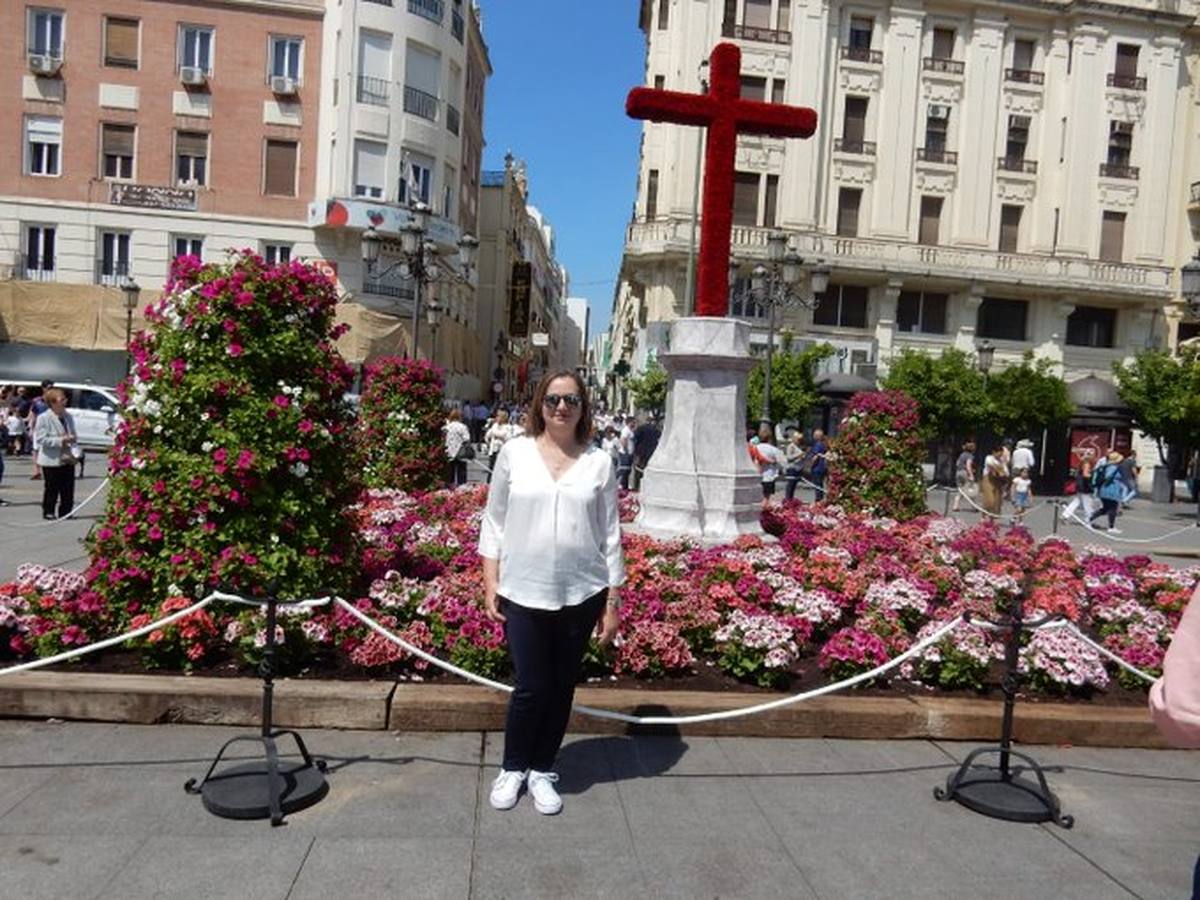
[807, 429, 828, 502]
[631, 415, 661, 492]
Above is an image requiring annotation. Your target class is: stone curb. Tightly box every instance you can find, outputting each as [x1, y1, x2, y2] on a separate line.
[0, 672, 1168, 748]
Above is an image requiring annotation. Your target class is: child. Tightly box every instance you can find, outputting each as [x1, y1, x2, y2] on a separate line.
[5, 409, 24, 456]
[1011, 467, 1033, 522]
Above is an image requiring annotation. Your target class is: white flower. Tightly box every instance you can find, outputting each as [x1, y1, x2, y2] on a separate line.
[290, 462, 309, 478]
[201, 441, 214, 453]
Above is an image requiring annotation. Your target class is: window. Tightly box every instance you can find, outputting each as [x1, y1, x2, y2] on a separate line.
[843, 96, 867, 143]
[1107, 121, 1132, 168]
[172, 235, 203, 260]
[645, 168, 659, 220]
[353, 139, 387, 199]
[1005, 115, 1029, 162]
[743, 0, 772, 29]
[102, 124, 135, 179]
[999, 205, 1022, 253]
[977, 298, 1028, 341]
[813, 284, 869, 328]
[1012, 38, 1035, 72]
[931, 27, 955, 59]
[357, 30, 392, 105]
[264, 139, 298, 196]
[836, 188, 861, 237]
[405, 43, 441, 120]
[24, 225, 56, 279]
[400, 152, 434, 205]
[263, 243, 292, 266]
[25, 116, 61, 176]
[175, 132, 208, 186]
[1099, 211, 1125, 262]
[740, 76, 766, 101]
[653, 74, 665, 90]
[27, 8, 64, 58]
[733, 171, 759, 227]
[1066, 306, 1116, 348]
[918, 196, 942, 245]
[849, 16, 873, 49]
[925, 109, 949, 153]
[1114, 43, 1139, 77]
[98, 231, 131, 283]
[270, 36, 302, 81]
[763, 174, 779, 228]
[771, 79, 785, 103]
[657, 0, 669, 29]
[896, 291, 947, 334]
[104, 17, 139, 68]
[442, 164, 455, 217]
[179, 25, 214, 73]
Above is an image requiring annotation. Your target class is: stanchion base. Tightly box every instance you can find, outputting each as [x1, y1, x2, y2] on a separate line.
[938, 768, 1066, 825]
[199, 761, 328, 821]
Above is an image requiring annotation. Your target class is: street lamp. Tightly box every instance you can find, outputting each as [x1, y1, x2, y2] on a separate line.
[1181, 254, 1200, 316]
[425, 296, 443, 367]
[976, 339, 995, 375]
[360, 202, 478, 360]
[729, 232, 830, 427]
[120, 276, 141, 377]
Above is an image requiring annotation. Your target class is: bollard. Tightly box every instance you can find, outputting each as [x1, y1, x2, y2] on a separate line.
[943, 486, 952, 517]
[1052, 499, 1060, 535]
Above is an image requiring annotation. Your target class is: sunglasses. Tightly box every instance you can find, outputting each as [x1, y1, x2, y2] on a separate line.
[542, 393, 582, 410]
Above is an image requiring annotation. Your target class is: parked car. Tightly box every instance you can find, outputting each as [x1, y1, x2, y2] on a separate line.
[5, 381, 122, 449]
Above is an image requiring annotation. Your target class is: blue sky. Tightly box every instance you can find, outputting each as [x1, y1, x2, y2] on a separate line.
[479, 3, 646, 343]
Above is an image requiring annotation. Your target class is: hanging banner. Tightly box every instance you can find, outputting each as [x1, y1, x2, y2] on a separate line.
[508, 261, 531, 338]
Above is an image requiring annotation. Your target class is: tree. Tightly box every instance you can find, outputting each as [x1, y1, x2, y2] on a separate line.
[985, 352, 1073, 436]
[881, 347, 989, 441]
[746, 342, 835, 425]
[626, 359, 668, 415]
[1113, 348, 1200, 464]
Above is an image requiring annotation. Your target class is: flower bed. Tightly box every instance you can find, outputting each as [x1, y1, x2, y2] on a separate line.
[2, 489, 1196, 699]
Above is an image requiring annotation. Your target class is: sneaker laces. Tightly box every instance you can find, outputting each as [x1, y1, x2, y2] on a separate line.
[493, 769, 525, 791]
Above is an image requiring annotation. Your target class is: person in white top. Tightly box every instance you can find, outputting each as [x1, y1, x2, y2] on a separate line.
[751, 423, 785, 505]
[483, 409, 516, 484]
[33, 388, 78, 520]
[479, 370, 624, 816]
[443, 408, 472, 487]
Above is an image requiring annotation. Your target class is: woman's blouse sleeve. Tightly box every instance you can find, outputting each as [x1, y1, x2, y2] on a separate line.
[478, 442, 511, 560]
[1150, 585, 1200, 748]
[599, 455, 626, 587]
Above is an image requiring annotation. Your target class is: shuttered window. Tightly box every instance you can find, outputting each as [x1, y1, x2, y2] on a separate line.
[897, 291, 947, 334]
[836, 188, 861, 237]
[814, 284, 869, 328]
[102, 124, 135, 179]
[1012, 39, 1035, 71]
[739, 76, 766, 101]
[763, 174, 779, 228]
[843, 97, 867, 142]
[1115, 44, 1139, 77]
[645, 169, 659, 220]
[743, 0, 771, 28]
[1099, 211, 1125, 262]
[176, 131, 208, 186]
[932, 28, 955, 59]
[918, 196, 942, 245]
[264, 140, 298, 196]
[733, 171, 759, 226]
[105, 18, 139, 68]
[977, 298, 1028, 341]
[999, 205, 1022, 253]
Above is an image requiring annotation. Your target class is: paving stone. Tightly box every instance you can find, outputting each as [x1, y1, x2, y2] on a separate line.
[0, 834, 144, 900]
[287, 837, 473, 899]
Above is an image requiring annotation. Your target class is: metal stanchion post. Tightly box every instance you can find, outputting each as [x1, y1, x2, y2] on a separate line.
[943, 486, 952, 517]
[1052, 499, 1060, 535]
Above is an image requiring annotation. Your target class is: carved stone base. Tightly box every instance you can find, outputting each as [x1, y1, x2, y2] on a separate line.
[634, 317, 764, 543]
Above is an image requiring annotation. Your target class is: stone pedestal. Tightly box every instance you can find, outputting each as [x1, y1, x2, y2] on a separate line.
[634, 317, 764, 543]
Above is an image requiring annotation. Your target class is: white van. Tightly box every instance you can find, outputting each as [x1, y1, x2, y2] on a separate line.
[6, 382, 122, 449]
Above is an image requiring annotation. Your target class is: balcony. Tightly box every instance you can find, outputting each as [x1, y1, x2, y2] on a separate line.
[452, 8, 464, 41]
[18, 254, 55, 282]
[841, 46, 882, 64]
[720, 22, 791, 44]
[997, 156, 1038, 174]
[1099, 163, 1139, 180]
[1107, 73, 1146, 91]
[404, 85, 438, 121]
[356, 74, 389, 107]
[917, 147, 957, 165]
[1005, 68, 1044, 85]
[922, 57, 964, 75]
[446, 103, 460, 136]
[834, 138, 876, 156]
[1190, 180, 1200, 205]
[94, 259, 130, 286]
[362, 0, 392, 4]
[408, 0, 444, 24]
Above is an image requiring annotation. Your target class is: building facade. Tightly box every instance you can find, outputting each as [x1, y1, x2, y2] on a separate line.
[614, 0, 1191, 393]
[2, 0, 325, 381]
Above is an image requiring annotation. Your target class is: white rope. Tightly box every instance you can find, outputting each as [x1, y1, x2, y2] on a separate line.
[1062, 508, 1199, 544]
[0, 592, 331, 678]
[335, 598, 964, 725]
[949, 484, 1055, 520]
[0, 477, 110, 528]
[1057, 621, 1158, 684]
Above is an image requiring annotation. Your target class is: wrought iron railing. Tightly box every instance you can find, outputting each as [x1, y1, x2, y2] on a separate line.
[720, 22, 791, 44]
[452, 9, 464, 41]
[404, 85, 438, 121]
[997, 156, 1038, 174]
[1004, 68, 1044, 85]
[923, 57, 964, 74]
[356, 74, 389, 107]
[840, 46, 882, 64]
[94, 259, 130, 286]
[408, 0, 444, 24]
[917, 147, 957, 165]
[19, 253, 56, 282]
[1106, 73, 1146, 91]
[446, 103, 460, 135]
[834, 138, 876, 155]
[1099, 163, 1139, 180]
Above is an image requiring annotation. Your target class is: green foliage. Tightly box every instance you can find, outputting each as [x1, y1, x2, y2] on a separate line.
[357, 356, 446, 491]
[87, 252, 361, 618]
[1113, 348, 1200, 464]
[881, 348, 989, 440]
[716, 643, 789, 689]
[746, 342, 835, 424]
[827, 390, 928, 520]
[985, 352, 1073, 436]
[626, 359, 668, 415]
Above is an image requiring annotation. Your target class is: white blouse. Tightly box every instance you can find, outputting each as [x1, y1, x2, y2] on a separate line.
[478, 435, 625, 611]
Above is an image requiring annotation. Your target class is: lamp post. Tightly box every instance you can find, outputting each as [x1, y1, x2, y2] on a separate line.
[1181, 254, 1200, 317]
[425, 295, 443, 368]
[976, 339, 995, 376]
[361, 203, 478, 360]
[120, 276, 141, 378]
[729, 232, 830, 428]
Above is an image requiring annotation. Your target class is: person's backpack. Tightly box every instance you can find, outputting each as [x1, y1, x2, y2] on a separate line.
[1092, 463, 1117, 491]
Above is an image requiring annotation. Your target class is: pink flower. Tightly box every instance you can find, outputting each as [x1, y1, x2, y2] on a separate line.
[273, 395, 291, 408]
[226, 343, 244, 357]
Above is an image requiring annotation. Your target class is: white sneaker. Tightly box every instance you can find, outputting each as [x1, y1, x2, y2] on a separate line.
[1107, 527, 1122, 535]
[489, 769, 526, 810]
[527, 770, 562, 815]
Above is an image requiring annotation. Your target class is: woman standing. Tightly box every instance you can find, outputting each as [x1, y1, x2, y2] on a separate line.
[443, 408, 472, 487]
[479, 370, 624, 816]
[751, 423, 785, 505]
[483, 409, 516, 483]
[34, 388, 78, 520]
[979, 443, 1008, 517]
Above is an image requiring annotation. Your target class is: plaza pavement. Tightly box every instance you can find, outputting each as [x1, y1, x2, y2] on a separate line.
[0, 719, 1196, 899]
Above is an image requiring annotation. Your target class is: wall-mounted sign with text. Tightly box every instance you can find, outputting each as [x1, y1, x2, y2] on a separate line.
[109, 183, 197, 211]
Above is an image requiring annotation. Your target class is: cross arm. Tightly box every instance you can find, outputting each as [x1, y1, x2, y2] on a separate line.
[734, 100, 818, 139]
[626, 87, 718, 128]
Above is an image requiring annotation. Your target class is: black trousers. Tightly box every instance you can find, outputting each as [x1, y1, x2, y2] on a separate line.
[42, 463, 75, 517]
[500, 591, 606, 772]
[1090, 497, 1119, 529]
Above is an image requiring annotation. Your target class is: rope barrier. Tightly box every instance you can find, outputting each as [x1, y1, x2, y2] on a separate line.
[1057, 621, 1158, 685]
[0, 592, 330, 678]
[1061, 508, 1199, 544]
[0, 477, 110, 528]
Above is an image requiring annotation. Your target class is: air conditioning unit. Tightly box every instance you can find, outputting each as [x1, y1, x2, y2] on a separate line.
[179, 66, 207, 86]
[928, 104, 951, 119]
[28, 54, 62, 76]
[270, 75, 298, 95]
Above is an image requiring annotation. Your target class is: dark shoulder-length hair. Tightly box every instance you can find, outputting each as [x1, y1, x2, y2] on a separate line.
[529, 369, 592, 445]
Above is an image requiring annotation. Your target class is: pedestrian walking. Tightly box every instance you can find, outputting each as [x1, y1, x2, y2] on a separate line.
[444, 408, 472, 487]
[34, 388, 78, 520]
[979, 443, 1008, 517]
[484, 409, 517, 484]
[751, 423, 785, 505]
[1118, 449, 1140, 508]
[783, 430, 808, 501]
[479, 370, 623, 816]
[951, 441, 977, 513]
[631, 414, 661, 492]
[1088, 451, 1126, 533]
[1063, 452, 1098, 523]
[807, 429, 829, 502]
[616, 416, 634, 490]
[1011, 468, 1033, 523]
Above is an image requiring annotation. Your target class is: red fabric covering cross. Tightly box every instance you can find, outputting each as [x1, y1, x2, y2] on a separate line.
[626, 42, 818, 317]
